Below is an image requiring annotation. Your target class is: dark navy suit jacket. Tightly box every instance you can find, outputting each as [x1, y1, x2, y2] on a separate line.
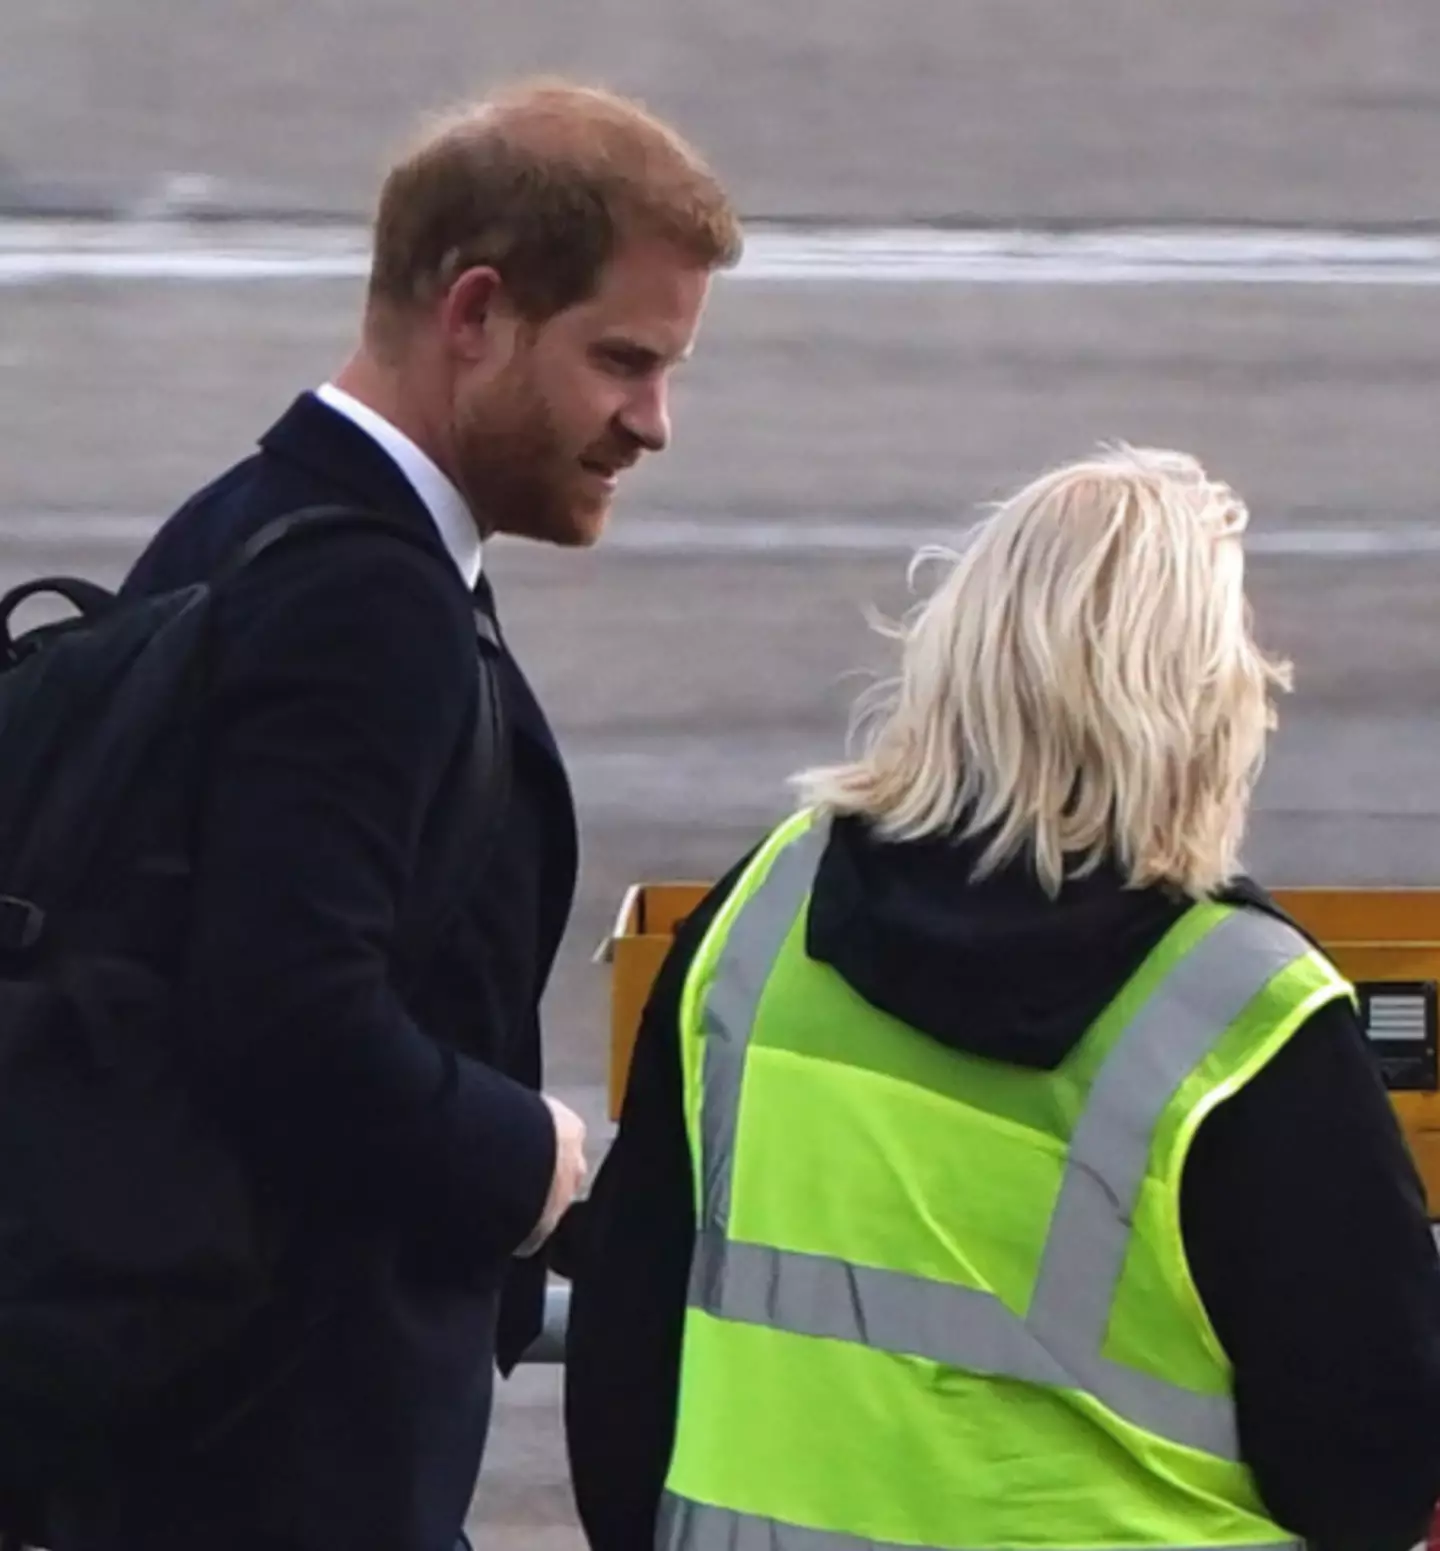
[48, 392, 578, 1551]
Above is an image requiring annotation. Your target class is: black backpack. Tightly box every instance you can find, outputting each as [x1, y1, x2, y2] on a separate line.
[0, 505, 507, 1540]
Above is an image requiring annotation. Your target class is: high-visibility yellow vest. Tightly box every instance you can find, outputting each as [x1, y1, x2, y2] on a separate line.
[660, 809, 1352, 1550]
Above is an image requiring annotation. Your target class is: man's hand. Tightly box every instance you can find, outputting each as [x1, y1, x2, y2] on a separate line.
[515, 1095, 589, 1258]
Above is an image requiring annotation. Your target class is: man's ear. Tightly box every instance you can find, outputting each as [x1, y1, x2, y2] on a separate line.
[439, 266, 509, 365]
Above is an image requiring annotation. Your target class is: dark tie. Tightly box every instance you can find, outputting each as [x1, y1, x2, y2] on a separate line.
[472, 570, 503, 650]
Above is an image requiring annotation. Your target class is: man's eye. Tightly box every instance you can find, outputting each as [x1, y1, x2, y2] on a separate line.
[598, 346, 658, 377]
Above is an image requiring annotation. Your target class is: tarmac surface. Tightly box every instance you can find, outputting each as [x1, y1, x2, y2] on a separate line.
[8, 251, 1440, 1543]
[6, 2, 1440, 1541]
[3, 0, 1440, 226]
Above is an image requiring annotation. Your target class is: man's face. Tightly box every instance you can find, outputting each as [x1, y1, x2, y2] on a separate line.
[452, 238, 713, 547]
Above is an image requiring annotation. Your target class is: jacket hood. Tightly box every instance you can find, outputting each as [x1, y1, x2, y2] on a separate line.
[804, 815, 1273, 1071]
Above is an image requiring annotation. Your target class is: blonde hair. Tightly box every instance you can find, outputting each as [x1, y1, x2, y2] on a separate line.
[792, 444, 1292, 899]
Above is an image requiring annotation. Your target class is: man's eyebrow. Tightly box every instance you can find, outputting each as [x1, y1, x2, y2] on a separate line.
[595, 337, 688, 368]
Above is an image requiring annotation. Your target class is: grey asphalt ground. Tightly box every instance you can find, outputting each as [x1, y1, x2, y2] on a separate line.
[6, 2, 1440, 1543]
[7, 266, 1440, 1545]
[3, 0, 1440, 226]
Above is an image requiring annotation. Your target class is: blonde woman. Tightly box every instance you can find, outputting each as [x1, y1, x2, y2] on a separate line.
[563, 446, 1440, 1551]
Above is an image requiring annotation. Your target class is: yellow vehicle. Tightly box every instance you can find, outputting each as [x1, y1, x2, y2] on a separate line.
[603, 882, 1440, 1213]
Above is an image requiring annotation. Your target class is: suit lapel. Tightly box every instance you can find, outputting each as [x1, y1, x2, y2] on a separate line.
[266, 392, 574, 799]
[473, 569, 578, 941]
[472, 571, 568, 774]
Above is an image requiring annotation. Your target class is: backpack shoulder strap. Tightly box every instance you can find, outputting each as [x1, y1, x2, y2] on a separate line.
[222, 503, 448, 579]
[222, 504, 514, 972]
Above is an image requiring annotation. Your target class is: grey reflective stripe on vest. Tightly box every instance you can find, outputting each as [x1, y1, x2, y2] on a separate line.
[658, 1494, 1302, 1551]
[699, 820, 832, 1233]
[690, 818, 1314, 1461]
[1024, 906, 1312, 1456]
[689, 1231, 1237, 1458]
[690, 1233, 1074, 1388]
[1027, 908, 1314, 1347]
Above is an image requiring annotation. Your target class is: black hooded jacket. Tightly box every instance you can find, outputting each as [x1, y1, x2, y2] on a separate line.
[562, 817, 1440, 1551]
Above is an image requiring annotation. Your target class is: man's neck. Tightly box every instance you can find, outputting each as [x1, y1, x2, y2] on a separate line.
[318, 355, 484, 584]
[330, 351, 451, 480]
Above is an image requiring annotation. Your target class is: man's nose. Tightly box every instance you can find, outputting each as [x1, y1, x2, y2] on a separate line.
[621, 380, 670, 455]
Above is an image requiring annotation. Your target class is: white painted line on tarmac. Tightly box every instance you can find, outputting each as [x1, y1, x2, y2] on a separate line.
[5, 510, 1440, 559]
[7, 220, 1440, 286]
[604, 518, 1440, 559]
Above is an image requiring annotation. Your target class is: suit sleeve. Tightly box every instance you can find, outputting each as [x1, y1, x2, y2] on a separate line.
[1182, 993, 1440, 1551]
[182, 536, 555, 1268]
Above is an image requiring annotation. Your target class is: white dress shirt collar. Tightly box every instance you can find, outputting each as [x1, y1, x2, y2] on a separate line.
[314, 382, 481, 588]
